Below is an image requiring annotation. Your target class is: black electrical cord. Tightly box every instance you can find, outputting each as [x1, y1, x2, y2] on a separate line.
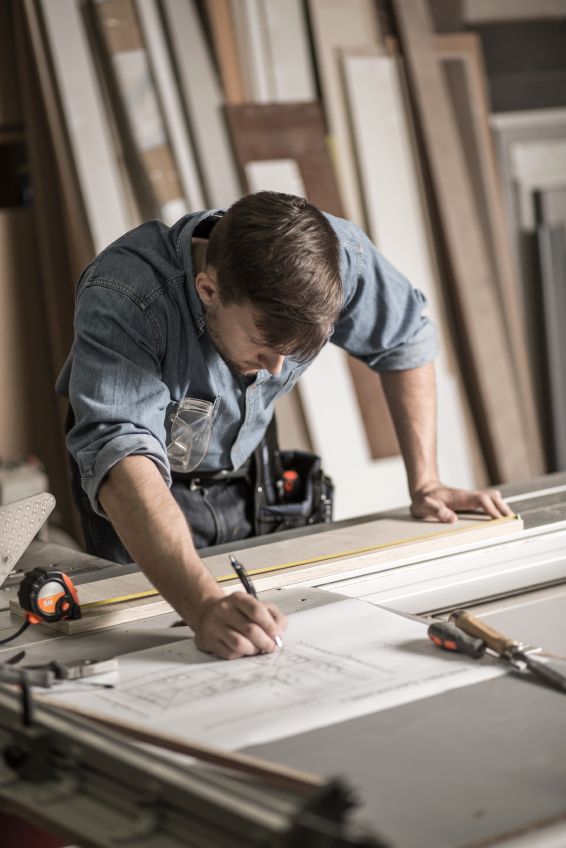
[0, 619, 30, 646]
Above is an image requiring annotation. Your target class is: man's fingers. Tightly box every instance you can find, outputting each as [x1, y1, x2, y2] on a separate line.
[265, 602, 288, 632]
[232, 592, 286, 642]
[413, 494, 456, 523]
[490, 490, 514, 517]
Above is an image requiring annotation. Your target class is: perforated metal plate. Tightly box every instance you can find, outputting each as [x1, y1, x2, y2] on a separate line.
[0, 493, 56, 587]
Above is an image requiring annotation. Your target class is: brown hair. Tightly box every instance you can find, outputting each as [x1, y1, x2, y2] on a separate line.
[206, 192, 343, 362]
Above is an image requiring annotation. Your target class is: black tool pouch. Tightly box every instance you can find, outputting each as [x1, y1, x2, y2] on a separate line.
[252, 418, 334, 536]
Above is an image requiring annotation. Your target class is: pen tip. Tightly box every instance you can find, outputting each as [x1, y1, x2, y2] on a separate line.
[275, 635, 283, 649]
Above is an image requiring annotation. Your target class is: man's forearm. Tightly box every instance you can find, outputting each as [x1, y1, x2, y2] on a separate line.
[98, 455, 222, 627]
[380, 362, 439, 495]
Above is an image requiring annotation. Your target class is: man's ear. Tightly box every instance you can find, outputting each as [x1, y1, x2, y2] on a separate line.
[195, 268, 219, 306]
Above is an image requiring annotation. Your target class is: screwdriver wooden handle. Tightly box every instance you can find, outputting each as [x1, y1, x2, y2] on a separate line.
[450, 610, 518, 656]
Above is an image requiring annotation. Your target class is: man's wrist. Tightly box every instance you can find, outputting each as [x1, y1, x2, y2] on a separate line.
[409, 475, 441, 499]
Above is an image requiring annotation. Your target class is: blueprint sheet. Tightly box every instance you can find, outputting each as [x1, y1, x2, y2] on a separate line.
[44, 599, 505, 750]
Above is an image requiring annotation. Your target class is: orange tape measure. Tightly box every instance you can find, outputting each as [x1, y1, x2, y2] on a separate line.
[18, 568, 81, 625]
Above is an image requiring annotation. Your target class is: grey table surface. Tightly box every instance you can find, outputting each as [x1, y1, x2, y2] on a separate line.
[2, 474, 566, 846]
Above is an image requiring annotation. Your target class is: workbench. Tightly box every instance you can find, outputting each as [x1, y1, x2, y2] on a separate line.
[1, 473, 566, 847]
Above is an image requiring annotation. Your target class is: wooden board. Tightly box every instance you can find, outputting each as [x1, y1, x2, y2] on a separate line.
[341, 49, 480, 488]
[11, 515, 523, 633]
[225, 105, 389, 470]
[536, 221, 566, 470]
[229, 0, 315, 102]
[135, 0, 205, 210]
[205, 0, 247, 104]
[38, 0, 132, 252]
[161, 0, 241, 208]
[392, 0, 533, 485]
[93, 0, 186, 225]
[435, 33, 545, 476]
[472, 18, 566, 112]
[307, 0, 382, 228]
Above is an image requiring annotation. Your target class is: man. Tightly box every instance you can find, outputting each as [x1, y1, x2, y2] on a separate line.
[57, 192, 511, 660]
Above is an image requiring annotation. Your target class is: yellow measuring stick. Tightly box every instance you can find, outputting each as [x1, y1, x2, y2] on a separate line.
[82, 515, 519, 610]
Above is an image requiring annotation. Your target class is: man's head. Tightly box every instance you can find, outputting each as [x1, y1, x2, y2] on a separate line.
[194, 192, 343, 376]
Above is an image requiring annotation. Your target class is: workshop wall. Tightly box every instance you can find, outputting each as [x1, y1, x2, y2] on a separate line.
[1, 0, 566, 536]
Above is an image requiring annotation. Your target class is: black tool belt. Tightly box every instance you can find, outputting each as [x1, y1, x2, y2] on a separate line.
[252, 417, 334, 535]
[172, 461, 252, 490]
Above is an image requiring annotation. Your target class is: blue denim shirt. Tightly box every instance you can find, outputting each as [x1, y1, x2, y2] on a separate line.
[56, 210, 437, 516]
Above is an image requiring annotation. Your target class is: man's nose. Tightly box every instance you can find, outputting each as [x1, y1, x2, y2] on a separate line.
[261, 352, 285, 375]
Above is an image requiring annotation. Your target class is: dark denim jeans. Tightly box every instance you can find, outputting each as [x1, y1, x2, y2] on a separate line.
[69, 454, 254, 564]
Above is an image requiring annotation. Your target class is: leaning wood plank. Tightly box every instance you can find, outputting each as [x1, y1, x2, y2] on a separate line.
[435, 33, 545, 476]
[136, 0, 205, 209]
[262, 0, 316, 101]
[162, 0, 241, 208]
[45, 702, 324, 790]
[94, 0, 187, 225]
[342, 50, 479, 487]
[307, 0, 382, 227]
[392, 0, 532, 483]
[205, 0, 247, 104]
[537, 222, 566, 470]
[225, 103, 402, 479]
[38, 0, 131, 252]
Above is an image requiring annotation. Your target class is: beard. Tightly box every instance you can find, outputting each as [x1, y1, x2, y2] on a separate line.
[204, 305, 259, 377]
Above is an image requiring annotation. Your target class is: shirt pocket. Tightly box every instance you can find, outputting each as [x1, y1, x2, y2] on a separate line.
[166, 395, 221, 473]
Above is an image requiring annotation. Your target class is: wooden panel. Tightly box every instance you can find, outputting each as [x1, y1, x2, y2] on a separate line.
[0, 0, 22, 125]
[307, 0, 382, 228]
[205, 0, 247, 104]
[162, 0, 241, 208]
[38, 0, 131, 252]
[225, 102, 401, 462]
[225, 102, 342, 215]
[342, 50, 480, 486]
[536, 223, 566, 470]
[463, 0, 566, 21]
[94, 0, 186, 225]
[473, 19, 566, 112]
[435, 34, 545, 475]
[136, 0, 205, 210]
[229, 0, 315, 102]
[393, 0, 533, 484]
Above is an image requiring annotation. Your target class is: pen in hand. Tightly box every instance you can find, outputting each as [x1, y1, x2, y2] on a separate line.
[229, 554, 283, 649]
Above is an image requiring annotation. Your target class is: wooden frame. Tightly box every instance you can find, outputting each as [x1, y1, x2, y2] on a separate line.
[393, 0, 533, 484]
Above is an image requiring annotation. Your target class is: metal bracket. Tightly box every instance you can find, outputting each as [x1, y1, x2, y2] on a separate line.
[0, 493, 55, 587]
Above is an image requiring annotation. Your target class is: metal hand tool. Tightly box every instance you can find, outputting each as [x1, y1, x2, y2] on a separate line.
[450, 609, 566, 694]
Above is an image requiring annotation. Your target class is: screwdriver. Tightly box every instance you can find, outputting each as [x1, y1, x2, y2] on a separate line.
[427, 620, 486, 659]
[381, 607, 487, 659]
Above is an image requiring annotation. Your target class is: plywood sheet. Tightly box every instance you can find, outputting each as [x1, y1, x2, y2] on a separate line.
[393, 0, 532, 484]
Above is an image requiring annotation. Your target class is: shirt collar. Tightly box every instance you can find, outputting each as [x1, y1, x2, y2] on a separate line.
[175, 209, 225, 337]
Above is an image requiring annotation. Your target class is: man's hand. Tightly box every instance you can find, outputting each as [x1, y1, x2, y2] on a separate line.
[410, 481, 514, 523]
[194, 592, 288, 660]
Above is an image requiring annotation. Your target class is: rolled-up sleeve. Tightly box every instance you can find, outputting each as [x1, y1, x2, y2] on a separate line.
[68, 282, 172, 517]
[331, 224, 438, 370]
